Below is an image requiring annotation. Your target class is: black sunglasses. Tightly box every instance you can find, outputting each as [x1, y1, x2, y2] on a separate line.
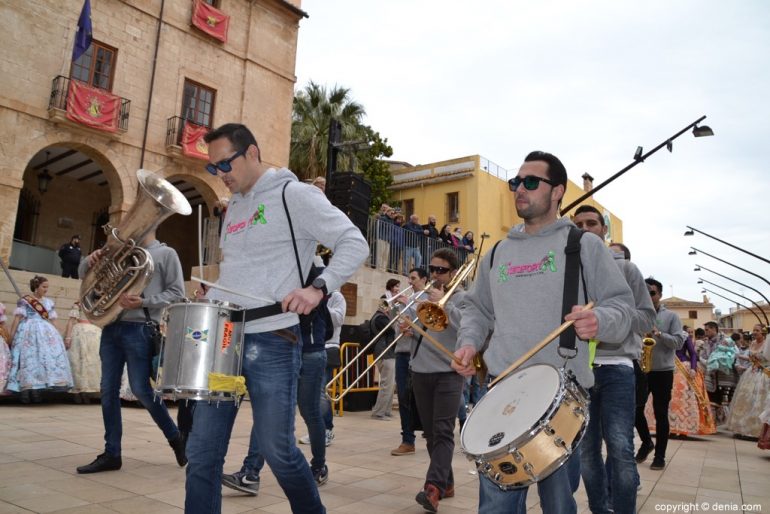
[508, 175, 557, 192]
[429, 265, 451, 275]
[205, 148, 246, 176]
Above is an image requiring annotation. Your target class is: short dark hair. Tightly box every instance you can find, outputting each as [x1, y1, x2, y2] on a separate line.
[432, 248, 460, 270]
[695, 328, 705, 337]
[204, 123, 260, 161]
[574, 205, 605, 226]
[731, 332, 743, 342]
[705, 321, 719, 331]
[409, 267, 428, 280]
[609, 242, 631, 260]
[385, 279, 400, 292]
[524, 151, 567, 188]
[29, 275, 47, 292]
[645, 277, 663, 295]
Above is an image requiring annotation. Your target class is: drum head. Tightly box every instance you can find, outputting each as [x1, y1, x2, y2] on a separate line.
[462, 364, 561, 455]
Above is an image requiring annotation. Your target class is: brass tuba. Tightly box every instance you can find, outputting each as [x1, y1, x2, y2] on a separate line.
[640, 334, 656, 373]
[79, 169, 192, 327]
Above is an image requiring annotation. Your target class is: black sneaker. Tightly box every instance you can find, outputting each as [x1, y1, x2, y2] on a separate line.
[77, 453, 122, 474]
[222, 470, 260, 495]
[168, 434, 187, 467]
[650, 457, 666, 470]
[634, 442, 654, 463]
[312, 465, 328, 486]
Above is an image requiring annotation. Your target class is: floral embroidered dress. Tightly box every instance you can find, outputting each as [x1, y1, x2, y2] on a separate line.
[66, 307, 102, 393]
[0, 332, 10, 394]
[726, 343, 770, 438]
[7, 297, 73, 392]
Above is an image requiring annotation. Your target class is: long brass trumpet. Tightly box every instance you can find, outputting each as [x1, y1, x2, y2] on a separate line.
[379, 284, 415, 310]
[417, 256, 477, 331]
[325, 281, 434, 403]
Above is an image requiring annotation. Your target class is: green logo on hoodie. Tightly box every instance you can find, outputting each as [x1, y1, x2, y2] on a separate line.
[250, 204, 267, 225]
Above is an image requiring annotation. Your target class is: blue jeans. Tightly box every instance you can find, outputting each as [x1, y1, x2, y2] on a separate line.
[323, 366, 334, 431]
[395, 352, 415, 445]
[404, 246, 421, 272]
[478, 447, 581, 514]
[580, 364, 637, 514]
[99, 321, 179, 456]
[242, 350, 328, 473]
[184, 328, 324, 514]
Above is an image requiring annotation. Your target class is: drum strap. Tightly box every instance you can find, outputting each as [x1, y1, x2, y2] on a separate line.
[559, 226, 587, 351]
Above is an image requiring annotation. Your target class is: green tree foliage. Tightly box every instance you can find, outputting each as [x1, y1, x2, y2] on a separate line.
[290, 81, 394, 213]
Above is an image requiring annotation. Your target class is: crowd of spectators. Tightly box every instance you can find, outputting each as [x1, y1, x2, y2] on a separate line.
[370, 204, 475, 275]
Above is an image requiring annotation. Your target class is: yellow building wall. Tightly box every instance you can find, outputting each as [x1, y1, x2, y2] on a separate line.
[390, 155, 623, 254]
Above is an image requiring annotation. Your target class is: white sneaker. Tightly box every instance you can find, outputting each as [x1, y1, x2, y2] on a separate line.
[298, 430, 334, 446]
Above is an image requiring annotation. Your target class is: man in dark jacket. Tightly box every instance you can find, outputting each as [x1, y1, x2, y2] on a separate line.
[58, 235, 82, 278]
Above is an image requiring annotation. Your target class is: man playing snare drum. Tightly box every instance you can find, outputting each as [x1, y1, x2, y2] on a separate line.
[452, 151, 635, 514]
[185, 123, 368, 514]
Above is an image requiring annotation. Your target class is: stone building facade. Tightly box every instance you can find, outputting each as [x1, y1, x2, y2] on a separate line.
[0, 0, 305, 278]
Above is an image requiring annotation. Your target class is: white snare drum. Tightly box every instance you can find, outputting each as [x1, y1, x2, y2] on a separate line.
[460, 364, 589, 489]
[155, 299, 245, 402]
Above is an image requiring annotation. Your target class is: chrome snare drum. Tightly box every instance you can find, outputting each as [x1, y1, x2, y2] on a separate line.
[460, 364, 589, 489]
[155, 299, 245, 402]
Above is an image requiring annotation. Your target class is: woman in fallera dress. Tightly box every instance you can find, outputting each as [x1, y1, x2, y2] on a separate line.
[0, 303, 11, 394]
[726, 324, 769, 439]
[7, 275, 73, 403]
[64, 302, 102, 403]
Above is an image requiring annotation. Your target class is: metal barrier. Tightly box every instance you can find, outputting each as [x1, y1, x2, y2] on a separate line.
[328, 342, 378, 417]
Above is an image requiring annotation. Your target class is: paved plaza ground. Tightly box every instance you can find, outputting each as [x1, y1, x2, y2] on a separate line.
[0, 399, 769, 513]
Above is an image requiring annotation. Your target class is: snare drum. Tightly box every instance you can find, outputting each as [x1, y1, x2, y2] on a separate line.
[460, 364, 589, 489]
[155, 299, 245, 402]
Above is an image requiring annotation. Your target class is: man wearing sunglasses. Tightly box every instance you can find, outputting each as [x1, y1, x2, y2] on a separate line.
[411, 248, 467, 512]
[634, 277, 684, 472]
[184, 123, 368, 514]
[452, 151, 636, 514]
[573, 205, 655, 514]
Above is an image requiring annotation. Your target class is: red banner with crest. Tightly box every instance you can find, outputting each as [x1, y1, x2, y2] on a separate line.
[66, 80, 120, 133]
[191, 0, 230, 43]
[181, 122, 210, 160]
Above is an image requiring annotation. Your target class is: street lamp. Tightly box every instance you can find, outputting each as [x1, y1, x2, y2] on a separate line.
[684, 225, 770, 265]
[689, 247, 770, 289]
[701, 287, 764, 326]
[698, 277, 769, 325]
[560, 115, 714, 216]
[694, 263, 770, 315]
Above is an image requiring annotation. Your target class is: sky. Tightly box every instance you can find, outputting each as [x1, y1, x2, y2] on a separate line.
[293, 0, 770, 317]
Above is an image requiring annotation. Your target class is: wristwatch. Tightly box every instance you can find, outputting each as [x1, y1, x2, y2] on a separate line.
[311, 277, 328, 296]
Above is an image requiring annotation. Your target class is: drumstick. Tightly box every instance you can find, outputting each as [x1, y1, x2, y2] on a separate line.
[488, 302, 595, 389]
[197, 204, 204, 282]
[191, 276, 275, 304]
[400, 316, 464, 366]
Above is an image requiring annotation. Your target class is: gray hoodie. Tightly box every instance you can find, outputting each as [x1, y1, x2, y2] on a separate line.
[457, 218, 635, 389]
[593, 251, 656, 361]
[78, 240, 185, 324]
[649, 304, 684, 371]
[209, 168, 369, 333]
[410, 292, 464, 373]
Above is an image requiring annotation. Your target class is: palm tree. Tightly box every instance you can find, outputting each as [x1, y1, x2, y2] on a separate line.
[290, 81, 366, 181]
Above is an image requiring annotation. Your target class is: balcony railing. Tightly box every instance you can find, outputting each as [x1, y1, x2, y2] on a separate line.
[166, 116, 210, 147]
[48, 75, 130, 132]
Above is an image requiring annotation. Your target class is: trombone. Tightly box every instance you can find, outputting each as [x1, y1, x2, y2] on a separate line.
[325, 281, 434, 403]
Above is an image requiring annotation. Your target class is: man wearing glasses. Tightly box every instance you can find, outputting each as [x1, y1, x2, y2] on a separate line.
[185, 123, 368, 514]
[573, 205, 655, 514]
[634, 277, 684, 471]
[452, 151, 635, 514]
[411, 248, 467, 512]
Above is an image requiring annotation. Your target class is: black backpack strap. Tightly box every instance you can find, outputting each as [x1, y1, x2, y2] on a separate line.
[559, 227, 584, 351]
[488, 240, 502, 270]
[282, 182, 306, 286]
